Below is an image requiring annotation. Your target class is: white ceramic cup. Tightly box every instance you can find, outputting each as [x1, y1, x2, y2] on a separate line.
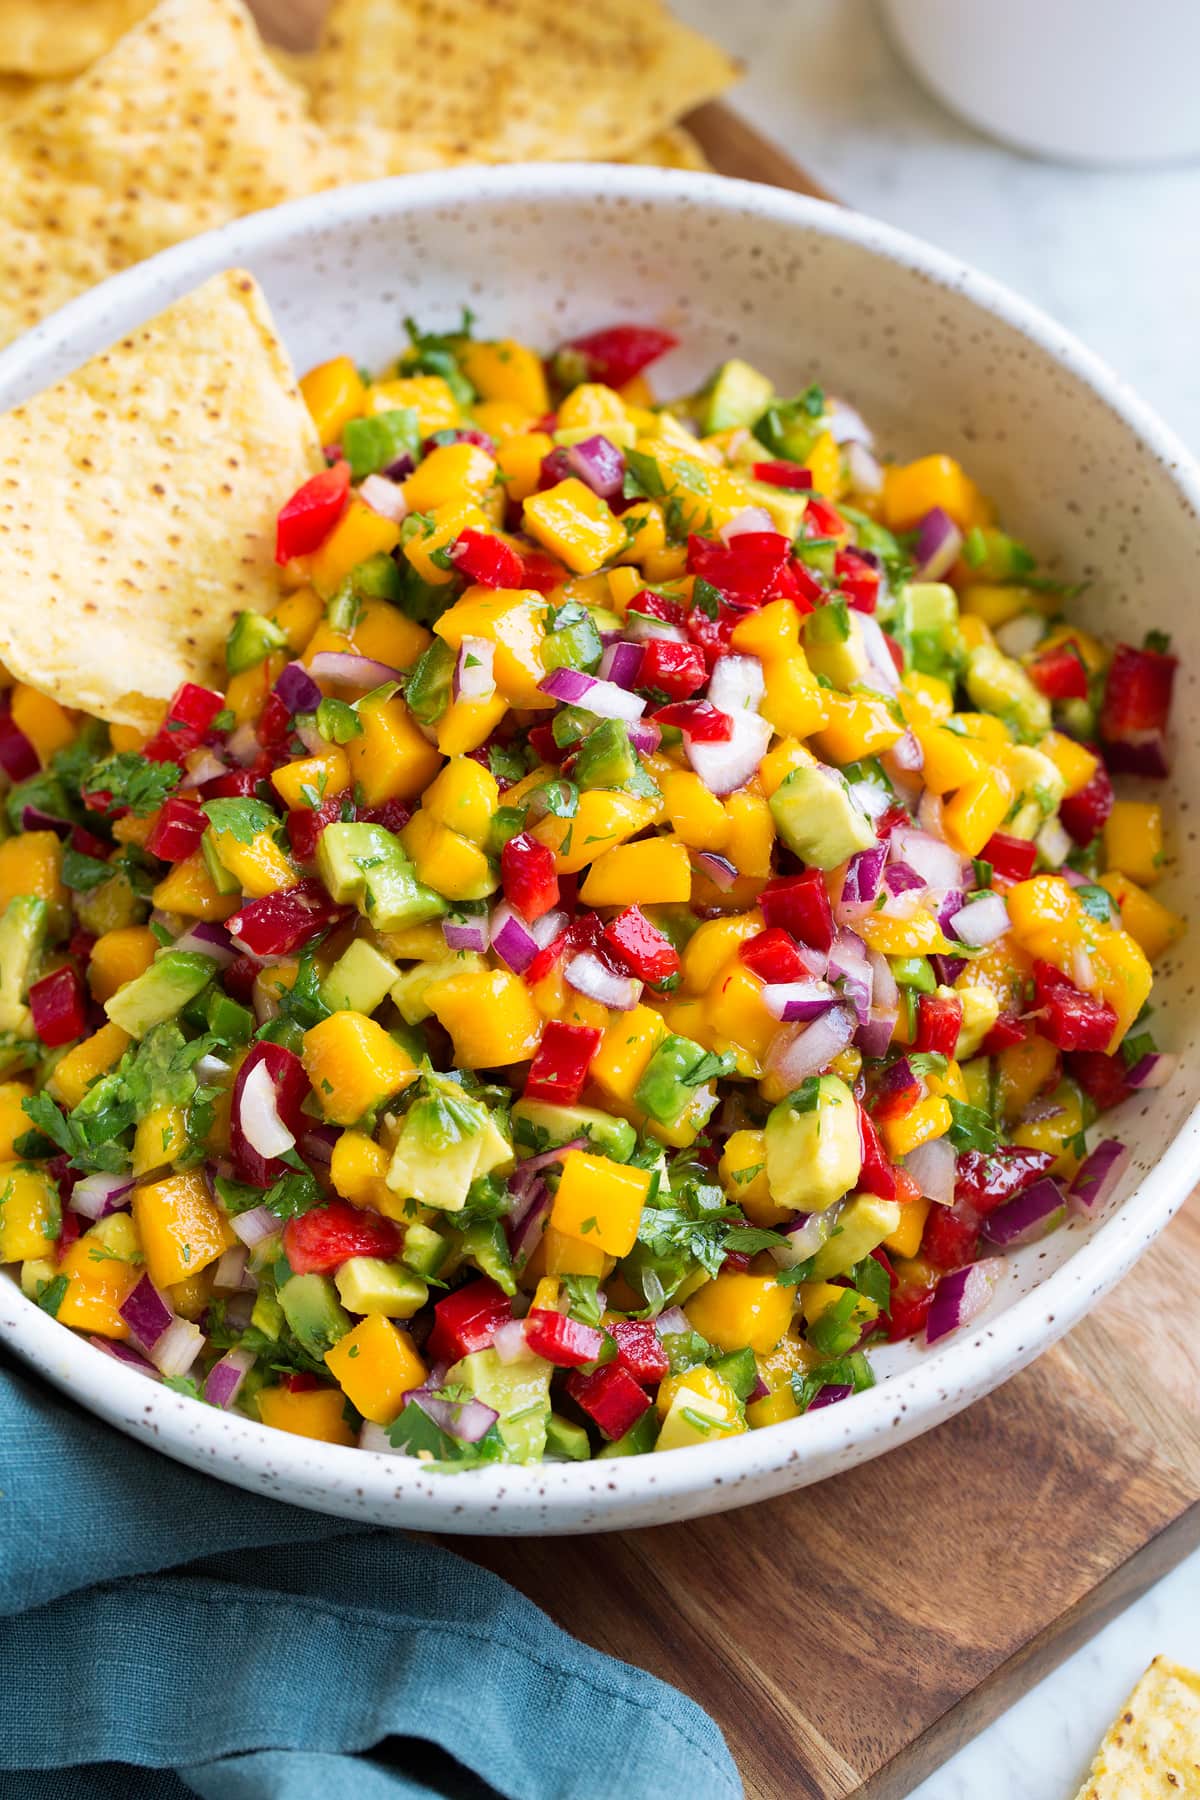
[879, 0, 1200, 166]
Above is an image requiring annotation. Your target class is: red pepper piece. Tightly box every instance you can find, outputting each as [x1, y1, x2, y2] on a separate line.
[523, 1308, 605, 1367]
[68, 925, 97, 964]
[426, 1277, 512, 1365]
[630, 591, 687, 628]
[954, 1146, 1055, 1216]
[803, 496, 848, 538]
[56, 1207, 81, 1259]
[142, 683, 226, 765]
[1100, 642, 1177, 740]
[872, 1062, 923, 1122]
[651, 698, 733, 741]
[256, 691, 292, 754]
[856, 1105, 898, 1200]
[885, 1282, 936, 1343]
[882, 630, 906, 677]
[275, 459, 351, 564]
[982, 1013, 1027, 1054]
[758, 870, 835, 953]
[686, 531, 792, 606]
[518, 550, 569, 594]
[286, 793, 345, 863]
[739, 927, 811, 985]
[1033, 960, 1118, 1052]
[610, 1318, 670, 1385]
[524, 1021, 602, 1106]
[602, 906, 680, 984]
[522, 924, 572, 989]
[357, 798, 412, 836]
[71, 824, 112, 861]
[921, 1203, 980, 1271]
[834, 546, 881, 613]
[146, 795, 206, 863]
[721, 1250, 753, 1274]
[281, 1372, 322, 1392]
[780, 557, 823, 611]
[874, 802, 909, 840]
[981, 831, 1037, 882]
[1059, 764, 1113, 846]
[751, 460, 813, 490]
[636, 639, 707, 700]
[283, 1199, 400, 1276]
[501, 831, 559, 922]
[559, 323, 678, 389]
[684, 595, 740, 668]
[229, 1040, 311, 1188]
[201, 766, 265, 800]
[915, 992, 964, 1057]
[222, 954, 259, 1006]
[1067, 1049, 1133, 1113]
[0, 705, 39, 782]
[1029, 643, 1089, 701]
[565, 1361, 652, 1441]
[525, 724, 563, 765]
[537, 447, 575, 491]
[448, 527, 524, 589]
[28, 965, 87, 1047]
[228, 878, 344, 959]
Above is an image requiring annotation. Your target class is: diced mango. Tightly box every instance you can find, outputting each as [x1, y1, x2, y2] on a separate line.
[659, 768, 729, 851]
[655, 1365, 747, 1450]
[330, 1130, 392, 1211]
[420, 756, 498, 845]
[883, 1195, 931, 1260]
[87, 926, 158, 1004]
[271, 750, 351, 812]
[403, 442, 496, 514]
[303, 1011, 418, 1125]
[550, 1149, 653, 1257]
[1012, 1081, 1085, 1179]
[272, 585, 324, 653]
[225, 654, 284, 727]
[883, 455, 982, 532]
[257, 1384, 356, 1446]
[152, 851, 241, 921]
[366, 374, 460, 435]
[345, 692, 443, 804]
[436, 693, 509, 756]
[496, 431, 554, 503]
[400, 810, 495, 903]
[460, 339, 549, 414]
[48, 1022, 131, 1109]
[880, 1095, 952, 1159]
[131, 1103, 187, 1178]
[762, 654, 829, 739]
[532, 790, 659, 874]
[758, 737, 817, 797]
[858, 912, 951, 957]
[589, 1005, 667, 1108]
[912, 722, 990, 794]
[1104, 800, 1164, 888]
[706, 959, 779, 1061]
[0, 1163, 60, 1261]
[351, 595, 431, 672]
[300, 355, 366, 443]
[0, 831, 67, 931]
[423, 969, 542, 1068]
[133, 1169, 236, 1289]
[207, 827, 299, 901]
[942, 766, 1015, 858]
[814, 693, 904, 763]
[11, 683, 75, 763]
[685, 1271, 793, 1354]
[325, 1313, 426, 1425]
[0, 1081, 33, 1160]
[682, 912, 762, 995]
[522, 478, 625, 575]
[579, 835, 691, 906]
[434, 585, 550, 708]
[1099, 872, 1185, 962]
[995, 1033, 1060, 1122]
[57, 1221, 141, 1338]
[308, 499, 401, 598]
[542, 1223, 611, 1278]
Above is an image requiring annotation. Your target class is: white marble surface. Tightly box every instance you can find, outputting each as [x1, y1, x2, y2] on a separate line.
[667, 1, 1200, 1793]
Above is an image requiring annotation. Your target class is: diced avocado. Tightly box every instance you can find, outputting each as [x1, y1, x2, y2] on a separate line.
[278, 1271, 352, 1357]
[737, 475, 811, 539]
[769, 764, 875, 869]
[0, 895, 48, 1035]
[572, 719, 639, 791]
[317, 821, 447, 931]
[320, 939, 399, 1015]
[74, 869, 148, 936]
[802, 606, 875, 691]
[541, 612, 604, 675]
[806, 1192, 902, 1280]
[399, 1224, 446, 1283]
[250, 1281, 284, 1340]
[954, 984, 1000, 1060]
[103, 950, 216, 1038]
[406, 637, 456, 726]
[965, 644, 1051, 743]
[334, 1255, 428, 1318]
[456, 1219, 516, 1296]
[635, 1035, 726, 1130]
[200, 830, 242, 896]
[701, 358, 775, 433]
[765, 1074, 862, 1213]
[390, 953, 486, 1024]
[511, 1098, 636, 1163]
[449, 1346, 552, 1463]
[386, 1083, 507, 1213]
[597, 1408, 659, 1458]
[890, 955, 935, 993]
[19, 1256, 57, 1300]
[894, 582, 966, 679]
[226, 608, 287, 674]
[1003, 745, 1066, 839]
[711, 1345, 759, 1402]
[545, 1413, 591, 1461]
[343, 407, 421, 482]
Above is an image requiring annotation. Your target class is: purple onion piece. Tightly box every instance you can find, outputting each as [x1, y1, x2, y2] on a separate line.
[490, 903, 540, 974]
[566, 434, 625, 499]
[914, 507, 963, 580]
[564, 951, 641, 1011]
[21, 804, 72, 836]
[404, 1390, 499, 1445]
[925, 1262, 998, 1344]
[538, 666, 646, 721]
[1126, 1052, 1176, 1090]
[118, 1275, 175, 1353]
[841, 844, 887, 907]
[981, 1177, 1068, 1248]
[807, 1382, 854, 1411]
[204, 1348, 256, 1410]
[692, 851, 739, 892]
[1103, 733, 1171, 779]
[1068, 1138, 1130, 1215]
[308, 651, 402, 689]
[88, 1336, 162, 1379]
[274, 661, 323, 717]
[443, 912, 490, 955]
[599, 640, 644, 688]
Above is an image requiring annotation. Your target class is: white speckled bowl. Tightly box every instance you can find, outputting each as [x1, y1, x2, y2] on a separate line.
[1, 166, 1198, 1534]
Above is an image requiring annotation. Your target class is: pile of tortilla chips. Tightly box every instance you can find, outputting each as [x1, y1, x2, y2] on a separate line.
[0, 0, 734, 351]
[1074, 1656, 1200, 1798]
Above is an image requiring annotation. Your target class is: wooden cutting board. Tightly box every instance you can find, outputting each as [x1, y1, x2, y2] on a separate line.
[244, 5, 1200, 1790]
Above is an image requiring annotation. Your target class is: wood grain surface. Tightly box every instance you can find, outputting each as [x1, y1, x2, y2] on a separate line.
[242, 3, 1200, 1791]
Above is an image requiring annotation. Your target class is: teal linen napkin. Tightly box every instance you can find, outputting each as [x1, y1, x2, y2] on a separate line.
[0, 1352, 741, 1800]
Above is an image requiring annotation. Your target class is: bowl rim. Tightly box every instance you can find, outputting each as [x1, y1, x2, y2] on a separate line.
[2, 160, 1198, 1528]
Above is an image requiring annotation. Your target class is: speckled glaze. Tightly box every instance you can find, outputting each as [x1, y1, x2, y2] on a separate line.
[1, 166, 1197, 1535]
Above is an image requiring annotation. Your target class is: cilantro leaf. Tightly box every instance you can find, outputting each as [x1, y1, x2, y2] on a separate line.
[561, 1273, 605, 1327]
[947, 1098, 999, 1154]
[201, 797, 280, 846]
[83, 753, 180, 818]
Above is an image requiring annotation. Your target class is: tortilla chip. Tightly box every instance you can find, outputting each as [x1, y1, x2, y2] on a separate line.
[623, 126, 711, 171]
[0, 0, 154, 78]
[0, 0, 385, 351]
[304, 0, 736, 163]
[1074, 1657, 1200, 1798]
[0, 270, 321, 728]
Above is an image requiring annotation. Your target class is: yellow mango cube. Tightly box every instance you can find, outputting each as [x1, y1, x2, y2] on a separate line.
[352, 596, 432, 673]
[579, 835, 691, 906]
[57, 1221, 141, 1338]
[308, 499, 401, 598]
[543, 1223, 611, 1278]
[913, 721, 989, 794]
[682, 912, 762, 995]
[271, 751, 351, 812]
[659, 769, 729, 851]
[257, 1384, 356, 1446]
[942, 766, 1015, 858]
[719, 1128, 790, 1225]
[423, 969, 542, 1067]
[858, 912, 951, 957]
[400, 810, 496, 903]
[522, 479, 625, 575]
[532, 790, 659, 874]
[1099, 872, 1185, 962]
[723, 791, 774, 881]
[762, 655, 829, 739]
[207, 827, 299, 901]
[402, 499, 490, 586]
[133, 1169, 236, 1289]
[1038, 730, 1100, 799]
[758, 738, 817, 797]
[880, 1095, 953, 1159]
[995, 1033, 1060, 1121]
[590, 1005, 667, 1108]
[299, 355, 366, 443]
[883, 1195, 931, 1260]
[330, 1130, 392, 1211]
[685, 1272, 794, 1354]
[1104, 800, 1164, 887]
[325, 1313, 426, 1425]
[152, 851, 241, 922]
[496, 431, 554, 503]
[883, 454, 980, 531]
[366, 374, 460, 435]
[11, 683, 75, 763]
[460, 339, 549, 413]
[549, 1149, 652, 1257]
[345, 693, 443, 804]
[434, 585, 550, 709]
[655, 1366, 747, 1451]
[0, 1163, 60, 1261]
[0, 1081, 33, 1160]
[49, 1022, 131, 1109]
[814, 692, 904, 763]
[403, 442, 496, 514]
[87, 926, 158, 1004]
[271, 585, 324, 653]
[0, 831, 67, 929]
[436, 693, 509, 756]
[303, 1011, 418, 1125]
[421, 756, 499, 845]
[706, 958, 779, 1062]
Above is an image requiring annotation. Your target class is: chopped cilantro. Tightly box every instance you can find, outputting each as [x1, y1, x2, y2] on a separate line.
[83, 753, 180, 818]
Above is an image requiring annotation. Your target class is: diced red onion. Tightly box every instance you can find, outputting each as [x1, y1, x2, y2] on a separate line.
[204, 1347, 256, 1409]
[720, 506, 776, 542]
[275, 661, 322, 717]
[88, 1336, 162, 1380]
[761, 979, 837, 1022]
[566, 434, 625, 499]
[914, 508, 963, 581]
[454, 636, 496, 702]
[808, 1382, 855, 1411]
[299, 1123, 339, 1168]
[884, 862, 925, 897]
[564, 952, 642, 1011]
[982, 1176, 1067, 1247]
[359, 473, 409, 523]
[929, 953, 967, 987]
[231, 1205, 279, 1248]
[599, 641, 645, 686]
[179, 748, 229, 790]
[827, 928, 873, 1023]
[1126, 1052, 1176, 1090]
[845, 440, 883, 495]
[624, 612, 687, 645]
[359, 1421, 399, 1454]
[768, 1205, 842, 1267]
[949, 892, 1010, 948]
[994, 612, 1047, 659]
[627, 720, 663, 756]
[827, 399, 872, 447]
[866, 948, 898, 1013]
[934, 889, 966, 937]
[708, 653, 765, 716]
[692, 851, 739, 892]
[530, 908, 568, 948]
[917, 788, 945, 838]
[20, 804, 71, 835]
[406, 1390, 499, 1444]
[490, 903, 540, 974]
[855, 1009, 897, 1058]
[1069, 1138, 1129, 1216]
[925, 1261, 998, 1344]
[493, 1318, 538, 1365]
[685, 709, 772, 796]
[293, 716, 326, 756]
[70, 1173, 135, 1221]
[764, 1003, 856, 1086]
[443, 911, 490, 954]
[538, 667, 646, 720]
[149, 1316, 205, 1379]
[236, 1058, 296, 1160]
[654, 1307, 691, 1338]
[857, 613, 900, 695]
[119, 1275, 176, 1353]
[903, 1134, 956, 1206]
[212, 1245, 252, 1292]
[840, 844, 887, 909]
[1036, 816, 1072, 868]
[172, 920, 236, 967]
[1071, 942, 1099, 994]
[890, 827, 963, 893]
[308, 651, 401, 689]
[890, 727, 924, 774]
[225, 720, 260, 767]
[508, 1184, 552, 1270]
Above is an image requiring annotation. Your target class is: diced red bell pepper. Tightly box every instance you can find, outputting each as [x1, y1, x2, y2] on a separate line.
[518, 550, 569, 594]
[525, 724, 563, 765]
[751, 460, 813, 490]
[921, 1203, 980, 1271]
[229, 1040, 311, 1187]
[286, 793, 345, 863]
[739, 927, 811, 985]
[981, 831, 1037, 882]
[1067, 1049, 1132, 1113]
[758, 871, 835, 953]
[0, 706, 39, 782]
[357, 798, 412, 836]
[834, 546, 881, 613]
[283, 1199, 400, 1275]
[1033, 960, 1118, 1052]
[602, 906, 680, 984]
[202, 766, 266, 800]
[914, 992, 963, 1057]
[981, 1013, 1028, 1054]
[1100, 642, 1177, 740]
[449, 528, 524, 589]
[686, 531, 792, 607]
[1059, 764, 1113, 846]
[651, 698, 733, 741]
[522, 924, 572, 989]
[500, 831, 559, 923]
[874, 803, 909, 840]
[630, 591, 687, 629]
[71, 824, 112, 861]
[565, 1361, 652, 1441]
[281, 1371, 322, 1392]
[856, 1104, 897, 1201]
[558, 323, 678, 389]
[610, 1319, 670, 1385]
[227, 878, 344, 958]
[885, 1282, 936, 1343]
[882, 631, 906, 677]
[524, 1021, 602, 1106]
[146, 796, 206, 863]
[684, 594, 740, 668]
[537, 447, 575, 490]
[256, 691, 293, 754]
[222, 954, 259, 1006]
[872, 1061, 923, 1122]
[721, 1250, 752, 1274]
[275, 459, 351, 564]
[1029, 644, 1089, 701]
[636, 639, 707, 700]
[68, 925, 98, 964]
[954, 1146, 1055, 1216]
[426, 1277, 512, 1365]
[142, 683, 226, 765]
[803, 496, 848, 538]
[779, 557, 823, 612]
[523, 1308, 605, 1367]
[28, 965, 87, 1047]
